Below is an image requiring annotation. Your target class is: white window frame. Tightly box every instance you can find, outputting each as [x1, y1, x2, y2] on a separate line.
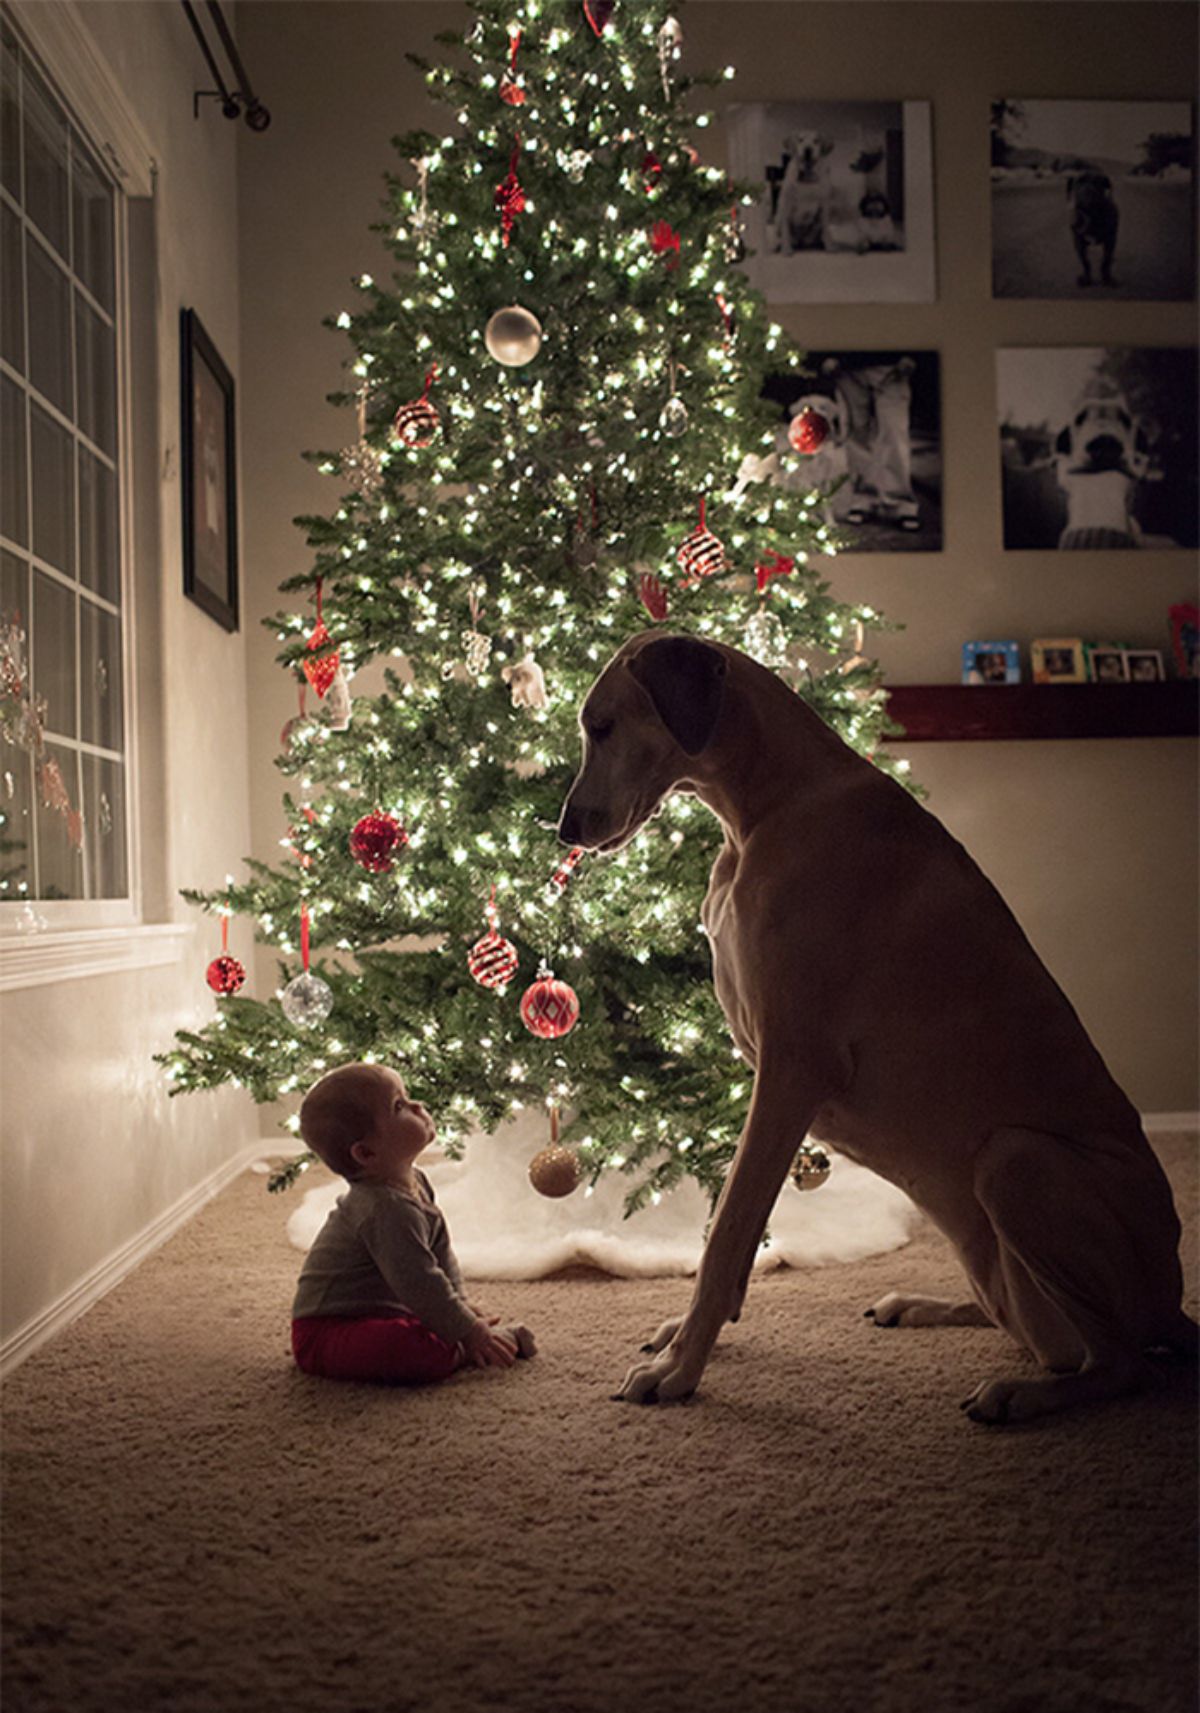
[0, 3, 188, 986]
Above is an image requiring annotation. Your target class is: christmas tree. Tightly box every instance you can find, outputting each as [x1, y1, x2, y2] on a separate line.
[159, 0, 910, 1211]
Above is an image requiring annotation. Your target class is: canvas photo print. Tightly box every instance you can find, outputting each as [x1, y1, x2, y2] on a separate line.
[997, 346, 1199, 551]
[727, 100, 936, 301]
[991, 99, 1195, 300]
[762, 351, 942, 551]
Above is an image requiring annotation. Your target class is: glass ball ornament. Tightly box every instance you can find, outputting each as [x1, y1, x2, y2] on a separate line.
[485, 306, 543, 367]
[528, 1144, 582, 1199]
[338, 440, 385, 502]
[349, 811, 408, 873]
[789, 407, 830, 455]
[206, 953, 246, 995]
[744, 605, 789, 671]
[790, 1141, 832, 1191]
[281, 972, 334, 1030]
[659, 395, 689, 438]
[519, 968, 580, 1040]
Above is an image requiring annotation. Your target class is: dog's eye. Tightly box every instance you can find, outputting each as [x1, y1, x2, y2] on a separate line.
[588, 720, 613, 743]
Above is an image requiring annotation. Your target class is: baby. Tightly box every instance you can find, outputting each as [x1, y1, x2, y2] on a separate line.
[291, 1062, 535, 1384]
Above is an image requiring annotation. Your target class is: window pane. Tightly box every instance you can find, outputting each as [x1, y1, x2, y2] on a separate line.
[76, 293, 115, 455]
[30, 402, 75, 575]
[0, 373, 28, 546]
[82, 751, 126, 897]
[1, 545, 28, 626]
[27, 235, 71, 415]
[1, 21, 20, 202]
[0, 747, 35, 903]
[78, 445, 118, 603]
[31, 567, 75, 739]
[35, 739, 82, 899]
[71, 129, 114, 312]
[1, 199, 24, 372]
[79, 596, 121, 751]
[22, 61, 68, 259]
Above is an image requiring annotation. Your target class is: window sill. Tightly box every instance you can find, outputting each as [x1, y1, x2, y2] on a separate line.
[0, 924, 193, 992]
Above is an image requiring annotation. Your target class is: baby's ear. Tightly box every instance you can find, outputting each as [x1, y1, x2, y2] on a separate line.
[349, 1138, 373, 1166]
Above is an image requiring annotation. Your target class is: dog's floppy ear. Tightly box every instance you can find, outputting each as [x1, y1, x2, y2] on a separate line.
[627, 637, 727, 756]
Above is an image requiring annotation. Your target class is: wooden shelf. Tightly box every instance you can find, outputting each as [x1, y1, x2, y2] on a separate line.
[885, 681, 1199, 743]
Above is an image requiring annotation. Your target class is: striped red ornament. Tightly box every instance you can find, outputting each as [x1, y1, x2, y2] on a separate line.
[519, 966, 580, 1039]
[468, 888, 519, 992]
[676, 497, 726, 586]
[393, 364, 440, 448]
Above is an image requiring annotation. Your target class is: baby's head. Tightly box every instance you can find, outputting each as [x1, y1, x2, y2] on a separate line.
[299, 1061, 425, 1181]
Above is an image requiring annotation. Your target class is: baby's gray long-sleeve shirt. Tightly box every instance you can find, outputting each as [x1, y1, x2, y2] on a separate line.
[291, 1172, 478, 1345]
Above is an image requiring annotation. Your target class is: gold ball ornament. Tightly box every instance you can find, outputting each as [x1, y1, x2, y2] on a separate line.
[485, 306, 543, 367]
[790, 1141, 832, 1191]
[529, 1144, 582, 1199]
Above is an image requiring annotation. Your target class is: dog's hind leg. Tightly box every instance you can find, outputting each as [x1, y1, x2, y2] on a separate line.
[959, 1126, 1181, 1425]
[865, 1292, 993, 1329]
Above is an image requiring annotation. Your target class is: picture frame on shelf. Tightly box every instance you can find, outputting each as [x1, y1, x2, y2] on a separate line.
[1124, 649, 1166, 682]
[1086, 644, 1129, 683]
[962, 641, 1021, 684]
[1169, 602, 1199, 678]
[1031, 638, 1088, 683]
[181, 307, 239, 633]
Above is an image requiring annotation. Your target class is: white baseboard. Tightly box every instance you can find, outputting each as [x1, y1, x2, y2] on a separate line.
[0, 1141, 266, 1379]
[1142, 1112, 1200, 1133]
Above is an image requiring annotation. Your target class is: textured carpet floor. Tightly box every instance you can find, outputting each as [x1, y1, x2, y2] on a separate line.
[3, 1133, 1197, 1713]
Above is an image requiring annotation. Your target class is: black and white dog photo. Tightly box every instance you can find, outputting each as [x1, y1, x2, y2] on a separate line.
[991, 99, 1195, 301]
[762, 353, 942, 552]
[997, 347, 1199, 550]
[726, 100, 936, 303]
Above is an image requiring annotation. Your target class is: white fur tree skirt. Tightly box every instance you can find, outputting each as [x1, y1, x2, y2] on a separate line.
[282, 1107, 920, 1279]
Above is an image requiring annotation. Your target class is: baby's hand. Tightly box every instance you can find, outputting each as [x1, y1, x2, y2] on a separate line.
[463, 1319, 517, 1370]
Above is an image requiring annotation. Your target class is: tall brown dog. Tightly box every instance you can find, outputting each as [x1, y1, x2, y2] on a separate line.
[558, 635, 1193, 1422]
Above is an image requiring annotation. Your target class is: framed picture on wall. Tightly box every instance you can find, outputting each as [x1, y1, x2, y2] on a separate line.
[990, 99, 1195, 301]
[181, 308, 239, 632]
[726, 100, 936, 301]
[996, 346, 1199, 551]
[761, 351, 942, 549]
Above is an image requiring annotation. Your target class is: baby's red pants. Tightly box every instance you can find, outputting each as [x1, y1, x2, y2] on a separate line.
[291, 1314, 461, 1385]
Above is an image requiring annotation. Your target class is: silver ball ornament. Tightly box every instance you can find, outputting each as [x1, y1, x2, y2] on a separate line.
[659, 395, 689, 438]
[485, 306, 543, 367]
[280, 972, 334, 1029]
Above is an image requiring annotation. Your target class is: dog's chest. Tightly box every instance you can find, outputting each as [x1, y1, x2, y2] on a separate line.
[702, 851, 759, 1054]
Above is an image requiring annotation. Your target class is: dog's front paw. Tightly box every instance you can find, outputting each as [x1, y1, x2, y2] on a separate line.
[612, 1346, 702, 1405]
[960, 1377, 1022, 1426]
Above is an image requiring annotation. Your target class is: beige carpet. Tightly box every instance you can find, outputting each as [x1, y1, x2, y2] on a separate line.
[3, 1133, 1197, 1713]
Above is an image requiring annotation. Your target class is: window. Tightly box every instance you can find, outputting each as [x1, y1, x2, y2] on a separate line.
[0, 13, 129, 920]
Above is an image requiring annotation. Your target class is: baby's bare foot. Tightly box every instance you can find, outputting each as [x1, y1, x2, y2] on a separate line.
[506, 1324, 537, 1359]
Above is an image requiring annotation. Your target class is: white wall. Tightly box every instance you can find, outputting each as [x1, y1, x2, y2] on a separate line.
[0, 0, 257, 1361]
[234, 0, 1197, 1116]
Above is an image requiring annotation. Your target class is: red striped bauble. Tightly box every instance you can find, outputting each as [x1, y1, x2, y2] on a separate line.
[468, 929, 519, 992]
[392, 396, 440, 449]
[206, 954, 246, 995]
[349, 811, 408, 872]
[519, 971, 580, 1040]
[677, 523, 726, 586]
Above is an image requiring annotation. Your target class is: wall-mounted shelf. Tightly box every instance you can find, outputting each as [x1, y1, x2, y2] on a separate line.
[885, 681, 1199, 743]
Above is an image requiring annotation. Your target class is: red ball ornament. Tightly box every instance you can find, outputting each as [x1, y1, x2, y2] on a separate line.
[393, 396, 440, 449]
[499, 78, 526, 106]
[206, 954, 246, 995]
[519, 968, 580, 1040]
[349, 811, 408, 872]
[468, 929, 520, 992]
[789, 407, 830, 455]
